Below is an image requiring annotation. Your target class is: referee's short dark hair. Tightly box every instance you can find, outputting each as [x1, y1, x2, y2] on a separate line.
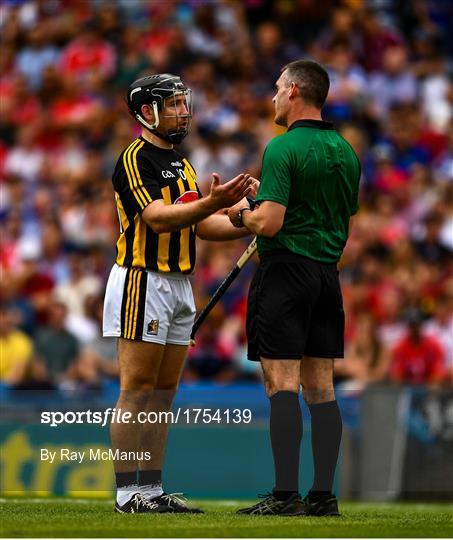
[282, 60, 330, 109]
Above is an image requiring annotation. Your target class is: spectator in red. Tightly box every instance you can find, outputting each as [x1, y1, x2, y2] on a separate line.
[59, 20, 116, 83]
[49, 73, 103, 130]
[391, 309, 446, 385]
[1, 74, 42, 129]
[15, 239, 54, 326]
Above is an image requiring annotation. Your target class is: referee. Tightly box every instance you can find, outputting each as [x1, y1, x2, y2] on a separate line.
[228, 60, 360, 516]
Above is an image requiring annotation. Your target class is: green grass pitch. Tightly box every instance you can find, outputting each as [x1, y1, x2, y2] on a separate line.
[1, 498, 452, 538]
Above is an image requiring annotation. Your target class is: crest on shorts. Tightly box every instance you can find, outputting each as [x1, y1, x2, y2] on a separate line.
[147, 320, 159, 335]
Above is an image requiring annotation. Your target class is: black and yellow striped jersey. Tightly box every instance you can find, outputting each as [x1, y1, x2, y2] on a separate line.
[112, 136, 202, 274]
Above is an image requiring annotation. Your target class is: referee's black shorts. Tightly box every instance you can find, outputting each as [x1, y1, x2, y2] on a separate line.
[246, 250, 345, 361]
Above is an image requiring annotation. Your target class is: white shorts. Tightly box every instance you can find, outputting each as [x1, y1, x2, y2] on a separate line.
[103, 264, 196, 345]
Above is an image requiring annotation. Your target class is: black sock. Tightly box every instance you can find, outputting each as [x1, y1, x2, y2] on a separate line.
[269, 390, 302, 492]
[273, 490, 299, 501]
[138, 469, 162, 486]
[308, 400, 342, 493]
[115, 471, 137, 488]
[308, 490, 331, 502]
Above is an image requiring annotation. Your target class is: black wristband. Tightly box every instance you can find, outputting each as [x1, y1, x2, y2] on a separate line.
[246, 196, 257, 210]
[237, 207, 251, 227]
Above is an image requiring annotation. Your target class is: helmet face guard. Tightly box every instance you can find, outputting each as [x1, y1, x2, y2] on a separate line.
[128, 74, 193, 144]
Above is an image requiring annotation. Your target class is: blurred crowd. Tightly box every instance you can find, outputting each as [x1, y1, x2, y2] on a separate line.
[0, 0, 452, 392]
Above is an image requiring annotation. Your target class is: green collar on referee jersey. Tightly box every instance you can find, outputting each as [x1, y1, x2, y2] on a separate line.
[288, 119, 335, 131]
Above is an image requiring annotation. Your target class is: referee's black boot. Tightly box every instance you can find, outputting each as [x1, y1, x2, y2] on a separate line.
[303, 492, 340, 516]
[236, 493, 307, 516]
[114, 493, 172, 513]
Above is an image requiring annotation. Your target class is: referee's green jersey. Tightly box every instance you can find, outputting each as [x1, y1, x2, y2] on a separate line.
[256, 119, 360, 263]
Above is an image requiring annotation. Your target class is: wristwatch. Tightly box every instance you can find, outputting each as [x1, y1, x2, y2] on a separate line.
[236, 207, 251, 228]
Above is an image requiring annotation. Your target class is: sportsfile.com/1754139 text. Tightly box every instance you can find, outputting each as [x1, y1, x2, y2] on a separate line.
[40, 408, 253, 427]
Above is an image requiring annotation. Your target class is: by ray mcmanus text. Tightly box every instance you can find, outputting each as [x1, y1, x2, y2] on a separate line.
[40, 448, 152, 464]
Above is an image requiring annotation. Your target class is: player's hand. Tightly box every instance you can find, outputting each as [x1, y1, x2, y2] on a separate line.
[208, 173, 252, 210]
[227, 197, 250, 227]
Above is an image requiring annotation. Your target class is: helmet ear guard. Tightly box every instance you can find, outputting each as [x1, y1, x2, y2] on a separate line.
[135, 101, 160, 132]
[127, 74, 193, 144]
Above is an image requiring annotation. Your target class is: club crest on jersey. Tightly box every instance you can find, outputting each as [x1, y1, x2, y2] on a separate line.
[174, 190, 199, 204]
[147, 320, 159, 335]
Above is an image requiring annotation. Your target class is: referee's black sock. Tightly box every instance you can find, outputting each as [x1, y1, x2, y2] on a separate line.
[308, 400, 342, 494]
[269, 390, 302, 495]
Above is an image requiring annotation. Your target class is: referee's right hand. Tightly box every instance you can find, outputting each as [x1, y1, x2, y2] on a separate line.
[208, 173, 252, 210]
